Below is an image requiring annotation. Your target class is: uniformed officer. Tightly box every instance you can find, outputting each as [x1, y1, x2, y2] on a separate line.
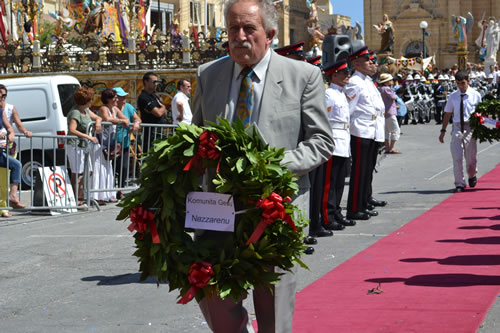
[320, 59, 356, 228]
[344, 46, 386, 221]
[276, 41, 329, 255]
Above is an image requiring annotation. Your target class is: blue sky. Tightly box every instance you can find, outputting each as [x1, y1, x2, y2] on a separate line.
[331, 0, 364, 26]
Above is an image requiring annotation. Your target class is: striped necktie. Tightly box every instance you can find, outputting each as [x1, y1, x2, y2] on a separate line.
[236, 67, 254, 127]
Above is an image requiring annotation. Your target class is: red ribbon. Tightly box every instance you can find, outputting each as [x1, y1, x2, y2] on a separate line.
[177, 261, 214, 304]
[127, 205, 160, 244]
[184, 130, 221, 173]
[246, 193, 296, 246]
[474, 112, 485, 124]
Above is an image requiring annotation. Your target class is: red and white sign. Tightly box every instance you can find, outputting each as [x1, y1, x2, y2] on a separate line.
[39, 166, 77, 214]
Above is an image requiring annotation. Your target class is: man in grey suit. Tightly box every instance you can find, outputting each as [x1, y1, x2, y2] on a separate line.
[192, 0, 334, 331]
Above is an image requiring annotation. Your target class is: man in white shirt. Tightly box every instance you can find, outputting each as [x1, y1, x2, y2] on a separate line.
[439, 70, 482, 192]
[171, 79, 192, 125]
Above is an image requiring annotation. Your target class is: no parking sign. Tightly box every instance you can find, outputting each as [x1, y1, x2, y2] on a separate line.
[39, 166, 77, 214]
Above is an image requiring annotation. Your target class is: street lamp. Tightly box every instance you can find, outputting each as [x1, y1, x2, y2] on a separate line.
[420, 20, 428, 59]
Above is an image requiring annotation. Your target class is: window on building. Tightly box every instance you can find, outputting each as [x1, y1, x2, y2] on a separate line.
[290, 29, 295, 44]
[151, 2, 174, 34]
[190, 1, 201, 25]
[207, 3, 216, 27]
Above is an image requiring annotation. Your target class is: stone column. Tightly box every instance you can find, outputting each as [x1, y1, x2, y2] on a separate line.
[32, 40, 41, 71]
[128, 37, 137, 67]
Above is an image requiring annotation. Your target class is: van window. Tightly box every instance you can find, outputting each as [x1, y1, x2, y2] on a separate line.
[58, 84, 79, 117]
[9, 88, 49, 122]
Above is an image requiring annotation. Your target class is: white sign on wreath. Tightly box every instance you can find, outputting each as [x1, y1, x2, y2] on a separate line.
[185, 192, 235, 232]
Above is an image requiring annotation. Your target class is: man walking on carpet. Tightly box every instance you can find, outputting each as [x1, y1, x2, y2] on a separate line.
[439, 70, 481, 192]
[191, 0, 334, 331]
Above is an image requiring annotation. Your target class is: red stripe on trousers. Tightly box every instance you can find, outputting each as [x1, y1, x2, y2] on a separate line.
[352, 137, 362, 212]
[321, 157, 333, 225]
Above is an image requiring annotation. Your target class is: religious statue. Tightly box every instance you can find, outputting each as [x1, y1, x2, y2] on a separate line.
[48, 9, 75, 37]
[340, 22, 363, 41]
[306, 0, 325, 27]
[373, 14, 394, 54]
[484, 18, 500, 63]
[450, 12, 474, 51]
[475, 14, 488, 60]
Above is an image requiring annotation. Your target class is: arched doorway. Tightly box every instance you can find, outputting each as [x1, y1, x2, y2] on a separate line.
[404, 41, 424, 58]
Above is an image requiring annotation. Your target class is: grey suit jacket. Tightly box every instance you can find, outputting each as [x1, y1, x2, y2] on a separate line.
[192, 50, 334, 191]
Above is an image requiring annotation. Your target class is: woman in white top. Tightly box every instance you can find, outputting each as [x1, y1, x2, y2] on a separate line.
[92, 89, 129, 205]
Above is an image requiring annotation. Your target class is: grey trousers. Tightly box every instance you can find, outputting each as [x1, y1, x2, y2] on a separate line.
[450, 123, 477, 187]
[198, 188, 308, 333]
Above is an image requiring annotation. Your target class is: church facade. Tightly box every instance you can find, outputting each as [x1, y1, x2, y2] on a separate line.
[364, 0, 500, 69]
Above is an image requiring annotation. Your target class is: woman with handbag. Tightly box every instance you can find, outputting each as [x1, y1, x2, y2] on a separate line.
[92, 89, 129, 205]
[66, 87, 102, 207]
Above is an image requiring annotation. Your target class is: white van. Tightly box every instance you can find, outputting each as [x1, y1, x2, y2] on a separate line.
[0, 75, 80, 188]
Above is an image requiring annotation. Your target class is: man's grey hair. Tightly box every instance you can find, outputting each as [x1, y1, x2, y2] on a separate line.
[224, 0, 278, 33]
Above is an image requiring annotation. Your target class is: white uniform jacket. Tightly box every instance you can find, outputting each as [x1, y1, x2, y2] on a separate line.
[345, 71, 378, 139]
[325, 83, 350, 157]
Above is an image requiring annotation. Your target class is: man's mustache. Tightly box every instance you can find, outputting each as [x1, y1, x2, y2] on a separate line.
[230, 41, 252, 49]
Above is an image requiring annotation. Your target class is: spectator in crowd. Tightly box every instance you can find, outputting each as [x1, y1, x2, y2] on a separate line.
[0, 105, 24, 212]
[113, 87, 141, 199]
[171, 79, 193, 125]
[378, 73, 401, 153]
[93, 88, 129, 205]
[395, 87, 407, 128]
[66, 87, 102, 206]
[0, 83, 32, 216]
[138, 72, 167, 152]
[0, 84, 32, 140]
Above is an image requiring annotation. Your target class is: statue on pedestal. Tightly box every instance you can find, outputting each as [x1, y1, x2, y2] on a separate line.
[450, 12, 474, 51]
[484, 18, 500, 63]
[373, 14, 394, 53]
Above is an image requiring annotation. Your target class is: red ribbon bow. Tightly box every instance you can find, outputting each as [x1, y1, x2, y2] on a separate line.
[184, 130, 221, 173]
[127, 205, 160, 244]
[177, 261, 214, 304]
[246, 192, 296, 246]
[474, 112, 485, 124]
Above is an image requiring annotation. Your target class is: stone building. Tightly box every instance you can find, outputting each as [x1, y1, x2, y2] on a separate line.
[364, 0, 500, 70]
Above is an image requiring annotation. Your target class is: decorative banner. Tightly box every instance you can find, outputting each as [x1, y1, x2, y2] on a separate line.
[185, 192, 235, 232]
[387, 56, 434, 72]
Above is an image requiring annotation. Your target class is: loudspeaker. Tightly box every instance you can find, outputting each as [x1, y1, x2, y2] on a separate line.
[322, 35, 351, 68]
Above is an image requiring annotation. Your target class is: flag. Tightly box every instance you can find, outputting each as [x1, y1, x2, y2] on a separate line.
[138, 0, 146, 37]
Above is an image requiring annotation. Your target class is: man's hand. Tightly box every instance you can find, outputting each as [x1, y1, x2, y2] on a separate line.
[439, 132, 445, 143]
[8, 133, 15, 143]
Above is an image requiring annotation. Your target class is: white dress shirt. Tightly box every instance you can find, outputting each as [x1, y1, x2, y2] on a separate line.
[444, 86, 482, 123]
[325, 83, 350, 157]
[228, 49, 271, 124]
[171, 91, 192, 125]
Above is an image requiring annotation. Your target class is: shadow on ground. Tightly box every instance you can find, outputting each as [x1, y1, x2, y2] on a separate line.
[82, 273, 165, 285]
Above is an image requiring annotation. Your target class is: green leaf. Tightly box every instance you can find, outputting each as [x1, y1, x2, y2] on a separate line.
[166, 171, 177, 184]
[182, 134, 194, 143]
[183, 144, 195, 157]
[235, 158, 244, 173]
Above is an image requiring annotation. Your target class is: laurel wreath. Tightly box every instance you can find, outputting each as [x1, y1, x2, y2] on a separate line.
[470, 100, 500, 143]
[116, 119, 308, 303]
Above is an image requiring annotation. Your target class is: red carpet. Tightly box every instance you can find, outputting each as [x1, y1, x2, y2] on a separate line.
[292, 163, 500, 332]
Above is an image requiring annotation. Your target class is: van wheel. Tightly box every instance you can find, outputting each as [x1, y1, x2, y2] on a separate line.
[21, 152, 43, 190]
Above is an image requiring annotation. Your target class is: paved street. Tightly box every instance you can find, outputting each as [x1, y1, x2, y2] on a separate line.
[1, 121, 500, 333]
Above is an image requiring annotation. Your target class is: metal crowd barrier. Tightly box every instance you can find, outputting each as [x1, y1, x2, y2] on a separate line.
[83, 122, 177, 210]
[0, 133, 82, 213]
[0, 123, 178, 214]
